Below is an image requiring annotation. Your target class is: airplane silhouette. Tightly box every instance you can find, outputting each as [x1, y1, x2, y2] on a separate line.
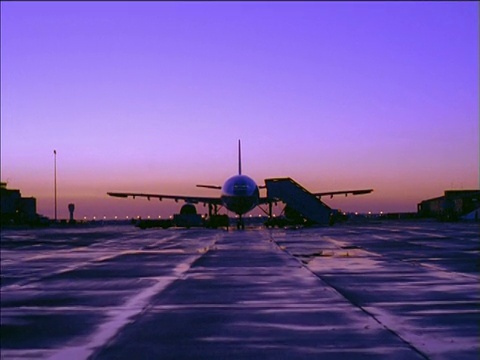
[108, 140, 372, 229]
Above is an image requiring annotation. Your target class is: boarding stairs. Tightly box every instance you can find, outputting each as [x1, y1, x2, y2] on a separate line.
[265, 178, 332, 225]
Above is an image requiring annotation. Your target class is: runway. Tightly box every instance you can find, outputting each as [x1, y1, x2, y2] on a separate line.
[1, 221, 478, 359]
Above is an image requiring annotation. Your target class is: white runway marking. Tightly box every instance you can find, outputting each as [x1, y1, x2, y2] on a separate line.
[47, 251, 209, 360]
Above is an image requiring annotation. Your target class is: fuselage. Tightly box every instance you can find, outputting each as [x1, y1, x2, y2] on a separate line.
[220, 174, 260, 215]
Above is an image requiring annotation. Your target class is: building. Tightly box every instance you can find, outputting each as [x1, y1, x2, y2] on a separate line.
[417, 190, 480, 221]
[1, 182, 38, 225]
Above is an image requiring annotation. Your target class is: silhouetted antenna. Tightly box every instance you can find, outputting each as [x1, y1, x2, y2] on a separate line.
[238, 140, 242, 175]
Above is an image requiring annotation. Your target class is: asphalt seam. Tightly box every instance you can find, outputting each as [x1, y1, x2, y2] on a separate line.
[267, 232, 431, 360]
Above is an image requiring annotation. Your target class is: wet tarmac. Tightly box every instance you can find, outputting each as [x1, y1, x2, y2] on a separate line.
[1, 221, 478, 359]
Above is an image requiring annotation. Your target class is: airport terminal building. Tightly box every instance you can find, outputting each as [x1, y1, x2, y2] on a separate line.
[417, 190, 480, 220]
[0, 182, 38, 225]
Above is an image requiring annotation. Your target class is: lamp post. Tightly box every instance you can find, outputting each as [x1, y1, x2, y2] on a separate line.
[54, 149, 57, 222]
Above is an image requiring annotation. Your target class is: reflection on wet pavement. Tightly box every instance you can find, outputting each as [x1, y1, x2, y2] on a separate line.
[1, 222, 478, 359]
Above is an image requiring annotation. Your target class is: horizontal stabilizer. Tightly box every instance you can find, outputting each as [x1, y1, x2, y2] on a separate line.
[196, 184, 222, 190]
[107, 192, 129, 198]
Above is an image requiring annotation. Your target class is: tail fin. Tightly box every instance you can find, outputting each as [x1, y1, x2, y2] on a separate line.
[238, 139, 242, 175]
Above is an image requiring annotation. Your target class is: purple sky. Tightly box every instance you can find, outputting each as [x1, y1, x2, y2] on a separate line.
[1, 2, 478, 219]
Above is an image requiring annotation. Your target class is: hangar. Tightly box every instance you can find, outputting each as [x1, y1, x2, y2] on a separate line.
[0, 182, 38, 225]
[417, 190, 480, 220]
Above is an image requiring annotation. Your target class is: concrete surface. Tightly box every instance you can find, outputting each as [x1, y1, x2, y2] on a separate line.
[1, 221, 478, 359]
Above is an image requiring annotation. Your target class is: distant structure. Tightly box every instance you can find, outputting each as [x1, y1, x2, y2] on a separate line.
[417, 190, 480, 221]
[0, 182, 38, 225]
[68, 203, 75, 224]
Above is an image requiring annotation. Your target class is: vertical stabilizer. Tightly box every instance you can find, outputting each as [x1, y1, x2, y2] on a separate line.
[238, 139, 242, 175]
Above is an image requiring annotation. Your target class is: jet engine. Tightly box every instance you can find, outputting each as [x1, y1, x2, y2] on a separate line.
[180, 203, 197, 215]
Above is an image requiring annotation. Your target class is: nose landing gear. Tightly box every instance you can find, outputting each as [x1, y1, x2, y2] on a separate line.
[236, 215, 245, 230]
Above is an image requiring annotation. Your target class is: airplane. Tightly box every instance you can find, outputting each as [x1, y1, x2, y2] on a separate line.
[107, 140, 373, 229]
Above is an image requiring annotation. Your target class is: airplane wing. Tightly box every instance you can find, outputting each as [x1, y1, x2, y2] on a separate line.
[258, 189, 373, 204]
[107, 192, 222, 205]
[312, 189, 374, 198]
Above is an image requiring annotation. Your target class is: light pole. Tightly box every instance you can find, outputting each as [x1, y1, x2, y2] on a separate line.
[54, 149, 57, 222]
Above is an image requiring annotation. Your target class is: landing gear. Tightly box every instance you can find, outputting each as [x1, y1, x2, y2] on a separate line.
[236, 215, 245, 230]
[208, 204, 219, 217]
